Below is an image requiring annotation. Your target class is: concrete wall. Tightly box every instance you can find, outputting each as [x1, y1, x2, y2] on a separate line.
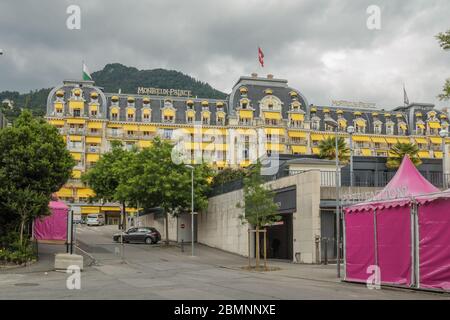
[197, 170, 322, 263]
[198, 189, 249, 256]
[139, 213, 177, 242]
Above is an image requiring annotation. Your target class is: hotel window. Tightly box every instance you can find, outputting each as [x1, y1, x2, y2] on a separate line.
[143, 131, 151, 137]
[325, 123, 334, 132]
[311, 120, 320, 130]
[202, 117, 210, 125]
[217, 117, 224, 125]
[266, 134, 272, 142]
[163, 129, 173, 139]
[374, 123, 382, 134]
[73, 109, 81, 117]
[127, 130, 134, 137]
[187, 116, 194, 123]
[164, 115, 174, 123]
[90, 128, 98, 135]
[398, 123, 407, 135]
[91, 110, 97, 117]
[239, 118, 251, 125]
[143, 113, 150, 121]
[386, 124, 394, 135]
[111, 112, 118, 120]
[127, 113, 134, 121]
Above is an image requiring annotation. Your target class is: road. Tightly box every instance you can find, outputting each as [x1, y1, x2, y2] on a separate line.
[0, 224, 448, 300]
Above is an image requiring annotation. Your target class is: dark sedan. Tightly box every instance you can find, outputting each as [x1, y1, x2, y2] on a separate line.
[113, 227, 161, 244]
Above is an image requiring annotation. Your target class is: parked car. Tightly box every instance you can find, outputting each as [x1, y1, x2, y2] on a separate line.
[86, 213, 105, 226]
[113, 227, 161, 244]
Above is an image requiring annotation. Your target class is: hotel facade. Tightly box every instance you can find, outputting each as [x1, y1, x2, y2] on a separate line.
[45, 73, 450, 223]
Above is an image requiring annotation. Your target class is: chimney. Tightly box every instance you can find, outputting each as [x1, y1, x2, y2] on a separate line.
[267, 74, 274, 79]
[251, 72, 258, 78]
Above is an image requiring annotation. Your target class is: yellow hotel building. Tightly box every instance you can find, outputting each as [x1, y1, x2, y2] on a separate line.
[46, 73, 450, 223]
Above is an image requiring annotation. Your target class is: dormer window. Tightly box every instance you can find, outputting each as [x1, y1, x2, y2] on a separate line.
[374, 123, 382, 134]
[386, 123, 394, 135]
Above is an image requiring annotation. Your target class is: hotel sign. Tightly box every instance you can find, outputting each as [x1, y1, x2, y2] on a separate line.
[137, 87, 192, 97]
[332, 100, 376, 109]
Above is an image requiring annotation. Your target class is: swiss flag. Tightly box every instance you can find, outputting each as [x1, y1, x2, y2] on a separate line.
[258, 47, 264, 67]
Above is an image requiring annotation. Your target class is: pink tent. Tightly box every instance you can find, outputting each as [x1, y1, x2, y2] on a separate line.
[33, 201, 69, 242]
[344, 157, 440, 287]
[414, 190, 450, 291]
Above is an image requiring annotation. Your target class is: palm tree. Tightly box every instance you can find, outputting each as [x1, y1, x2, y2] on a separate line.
[386, 142, 422, 169]
[318, 136, 350, 164]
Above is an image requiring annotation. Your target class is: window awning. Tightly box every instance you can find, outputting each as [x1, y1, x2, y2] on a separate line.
[288, 131, 307, 138]
[48, 119, 65, 126]
[56, 188, 73, 198]
[434, 151, 443, 158]
[107, 123, 122, 128]
[417, 124, 425, 129]
[292, 145, 307, 153]
[236, 128, 257, 136]
[399, 123, 407, 130]
[72, 170, 82, 179]
[87, 122, 102, 129]
[89, 105, 98, 112]
[397, 138, 410, 144]
[311, 134, 323, 141]
[186, 110, 195, 118]
[290, 114, 304, 121]
[418, 151, 431, 158]
[101, 206, 121, 212]
[338, 119, 347, 127]
[138, 140, 152, 148]
[67, 118, 86, 125]
[352, 136, 371, 142]
[139, 125, 157, 132]
[77, 188, 95, 198]
[86, 137, 101, 144]
[265, 143, 284, 152]
[429, 122, 441, 129]
[312, 147, 320, 154]
[163, 109, 175, 117]
[81, 206, 100, 214]
[142, 108, 151, 115]
[371, 137, 386, 143]
[361, 148, 372, 156]
[69, 135, 82, 142]
[239, 110, 254, 118]
[385, 137, 398, 144]
[264, 111, 282, 120]
[430, 137, 442, 144]
[264, 128, 285, 135]
[415, 137, 427, 144]
[86, 154, 100, 162]
[355, 119, 365, 127]
[123, 124, 138, 131]
[70, 152, 82, 160]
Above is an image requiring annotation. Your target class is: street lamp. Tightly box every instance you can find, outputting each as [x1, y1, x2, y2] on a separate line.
[325, 118, 341, 278]
[439, 129, 448, 189]
[347, 125, 355, 187]
[185, 164, 195, 256]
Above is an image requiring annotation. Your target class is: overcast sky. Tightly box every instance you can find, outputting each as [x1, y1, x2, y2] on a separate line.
[1, 0, 449, 109]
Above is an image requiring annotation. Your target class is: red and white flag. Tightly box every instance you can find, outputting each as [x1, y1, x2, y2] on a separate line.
[258, 47, 264, 67]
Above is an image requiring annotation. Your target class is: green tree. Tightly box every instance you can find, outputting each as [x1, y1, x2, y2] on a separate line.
[211, 167, 248, 187]
[318, 136, 350, 164]
[81, 141, 138, 230]
[237, 162, 280, 269]
[436, 30, 450, 100]
[386, 142, 422, 169]
[130, 138, 213, 245]
[0, 111, 74, 244]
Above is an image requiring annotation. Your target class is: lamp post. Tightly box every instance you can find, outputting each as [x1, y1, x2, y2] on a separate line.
[439, 129, 448, 189]
[325, 118, 341, 278]
[185, 164, 195, 256]
[347, 126, 355, 187]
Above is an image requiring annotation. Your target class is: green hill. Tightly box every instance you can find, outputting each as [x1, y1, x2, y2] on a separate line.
[0, 63, 227, 122]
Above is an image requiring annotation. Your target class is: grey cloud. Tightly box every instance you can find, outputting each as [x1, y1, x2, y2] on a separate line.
[0, 0, 449, 109]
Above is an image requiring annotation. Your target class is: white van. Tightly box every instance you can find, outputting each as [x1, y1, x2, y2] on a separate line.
[86, 213, 105, 226]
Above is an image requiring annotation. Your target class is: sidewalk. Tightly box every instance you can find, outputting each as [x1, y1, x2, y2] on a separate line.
[0, 243, 68, 274]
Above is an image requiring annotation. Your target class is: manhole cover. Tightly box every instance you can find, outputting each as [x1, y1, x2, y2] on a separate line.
[14, 283, 39, 287]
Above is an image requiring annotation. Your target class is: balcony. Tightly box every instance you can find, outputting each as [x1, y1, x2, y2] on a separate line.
[67, 145, 84, 152]
[86, 146, 100, 153]
[68, 128, 85, 135]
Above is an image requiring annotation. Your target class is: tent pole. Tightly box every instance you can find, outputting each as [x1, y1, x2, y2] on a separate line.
[414, 201, 420, 288]
[373, 209, 378, 269]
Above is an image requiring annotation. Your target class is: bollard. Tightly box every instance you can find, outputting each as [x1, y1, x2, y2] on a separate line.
[181, 239, 184, 253]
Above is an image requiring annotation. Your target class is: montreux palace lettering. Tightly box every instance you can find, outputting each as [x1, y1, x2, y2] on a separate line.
[137, 87, 192, 97]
